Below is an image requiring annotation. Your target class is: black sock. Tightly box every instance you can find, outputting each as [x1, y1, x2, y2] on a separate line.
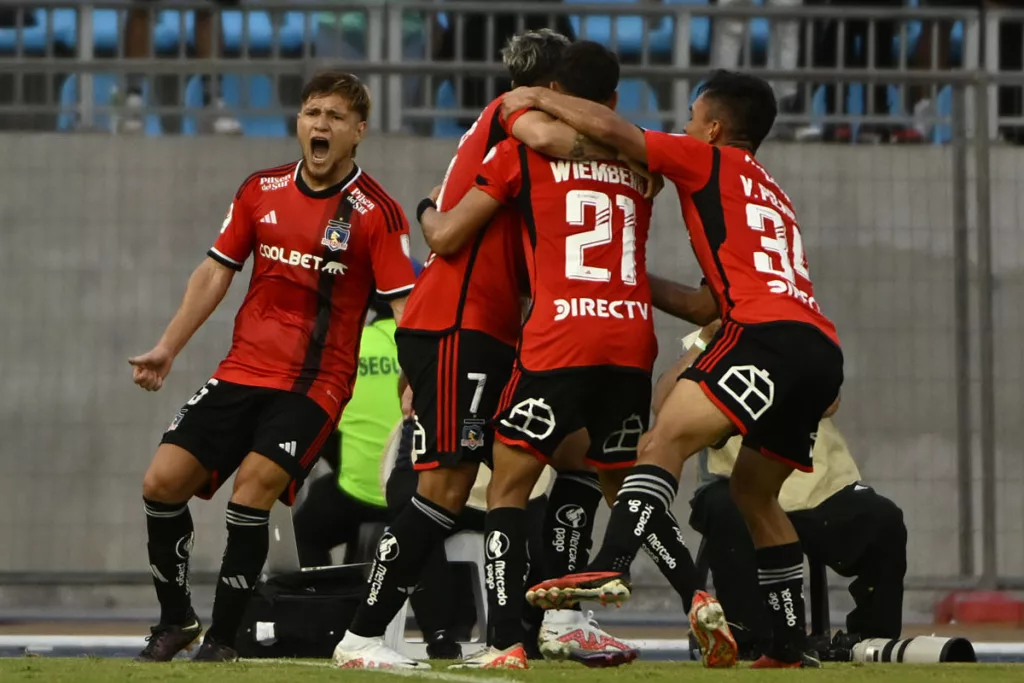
[349, 494, 456, 637]
[639, 510, 700, 612]
[485, 507, 528, 650]
[589, 464, 678, 574]
[144, 498, 195, 625]
[206, 502, 270, 646]
[544, 471, 602, 576]
[756, 542, 807, 663]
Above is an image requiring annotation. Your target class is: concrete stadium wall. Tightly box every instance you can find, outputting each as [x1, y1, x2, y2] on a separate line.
[1, 134, 1022, 613]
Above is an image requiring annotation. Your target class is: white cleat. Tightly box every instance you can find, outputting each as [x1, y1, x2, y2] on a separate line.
[538, 609, 639, 667]
[332, 632, 431, 669]
[448, 644, 529, 669]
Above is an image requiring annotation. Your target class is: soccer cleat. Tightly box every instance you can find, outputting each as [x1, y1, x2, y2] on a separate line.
[750, 653, 822, 669]
[191, 635, 239, 662]
[134, 611, 203, 662]
[527, 571, 631, 609]
[449, 644, 529, 669]
[538, 609, 639, 667]
[688, 590, 738, 669]
[332, 632, 431, 669]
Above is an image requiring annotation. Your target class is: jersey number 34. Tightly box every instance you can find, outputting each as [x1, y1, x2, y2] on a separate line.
[564, 189, 638, 285]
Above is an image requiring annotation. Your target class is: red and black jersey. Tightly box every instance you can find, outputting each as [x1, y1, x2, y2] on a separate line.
[399, 95, 529, 347]
[475, 140, 657, 373]
[644, 131, 840, 347]
[208, 161, 417, 416]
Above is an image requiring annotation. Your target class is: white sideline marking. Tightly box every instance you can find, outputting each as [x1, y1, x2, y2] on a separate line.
[243, 658, 520, 683]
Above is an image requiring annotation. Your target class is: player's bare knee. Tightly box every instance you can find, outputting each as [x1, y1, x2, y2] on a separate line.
[142, 446, 206, 503]
[142, 469, 191, 504]
[231, 453, 291, 509]
[488, 445, 544, 509]
[417, 463, 476, 515]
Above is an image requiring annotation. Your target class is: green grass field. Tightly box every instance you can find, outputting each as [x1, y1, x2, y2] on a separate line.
[1, 658, 1021, 683]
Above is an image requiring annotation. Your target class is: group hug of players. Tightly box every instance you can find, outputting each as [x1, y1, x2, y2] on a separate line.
[129, 27, 843, 672]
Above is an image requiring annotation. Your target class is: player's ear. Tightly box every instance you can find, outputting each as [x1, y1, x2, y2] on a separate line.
[549, 80, 563, 94]
[607, 91, 619, 111]
[354, 118, 367, 143]
[707, 119, 724, 145]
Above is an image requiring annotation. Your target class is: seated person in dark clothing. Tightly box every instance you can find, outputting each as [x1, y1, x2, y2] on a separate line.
[667, 329, 908, 660]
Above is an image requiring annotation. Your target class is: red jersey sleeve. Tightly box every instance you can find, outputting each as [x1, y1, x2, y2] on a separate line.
[474, 140, 523, 205]
[497, 102, 531, 135]
[369, 201, 417, 301]
[644, 130, 716, 193]
[208, 182, 256, 271]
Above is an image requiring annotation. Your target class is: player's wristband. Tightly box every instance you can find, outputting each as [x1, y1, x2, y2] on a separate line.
[416, 198, 437, 224]
[693, 338, 708, 351]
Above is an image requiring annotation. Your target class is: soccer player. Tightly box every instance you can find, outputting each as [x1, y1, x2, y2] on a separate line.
[511, 70, 845, 669]
[331, 29, 621, 670]
[416, 40, 710, 669]
[128, 71, 417, 663]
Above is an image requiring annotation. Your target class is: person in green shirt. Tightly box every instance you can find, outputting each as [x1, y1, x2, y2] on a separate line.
[293, 292, 409, 568]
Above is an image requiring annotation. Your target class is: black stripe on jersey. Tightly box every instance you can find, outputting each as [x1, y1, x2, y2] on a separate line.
[514, 144, 537, 250]
[486, 106, 509, 150]
[358, 175, 405, 234]
[235, 161, 297, 199]
[207, 248, 243, 271]
[690, 148, 735, 311]
[291, 195, 355, 396]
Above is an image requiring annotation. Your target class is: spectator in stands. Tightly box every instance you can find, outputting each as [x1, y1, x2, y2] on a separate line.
[437, 1, 576, 127]
[315, 1, 446, 134]
[292, 294, 408, 568]
[708, 0, 804, 138]
[123, 1, 240, 134]
[658, 327, 908, 661]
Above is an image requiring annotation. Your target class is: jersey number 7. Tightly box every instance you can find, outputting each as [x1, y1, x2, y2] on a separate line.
[565, 189, 637, 285]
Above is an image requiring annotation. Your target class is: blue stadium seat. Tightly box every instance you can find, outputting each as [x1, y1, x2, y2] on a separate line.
[617, 78, 662, 132]
[181, 74, 288, 137]
[432, 80, 467, 138]
[50, 8, 185, 54]
[566, 0, 675, 58]
[56, 73, 162, 135]
[663, 0, 711, 58]
[219, 10, 273, 54]
[0, 9, 52, 54]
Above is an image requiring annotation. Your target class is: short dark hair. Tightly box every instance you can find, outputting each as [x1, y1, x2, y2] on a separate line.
[502, 29, 571, 87]
[300, 71, 371, 121]
[697, 70, 777, 152]
[554, 40, 620, 104]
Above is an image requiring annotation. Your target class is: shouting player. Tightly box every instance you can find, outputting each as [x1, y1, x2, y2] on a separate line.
[129, 72, 417, 662]
[510, 70, 844, 669]
[418, 41, 719, 669]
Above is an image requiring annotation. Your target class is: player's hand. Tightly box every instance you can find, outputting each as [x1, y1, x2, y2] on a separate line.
[501, 86, 542, 119]
[129, 345, 175, 392]
[429, 185, 442, 203]
[620, 154, 663, 200]
[401, 385, 414, 418]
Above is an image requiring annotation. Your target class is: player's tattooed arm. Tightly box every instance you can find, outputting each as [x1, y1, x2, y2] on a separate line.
[420, 188, 503, 256]
[510, 110, 615, 161]
[503, 87, 649, 164]
[649, 276, 719, 325]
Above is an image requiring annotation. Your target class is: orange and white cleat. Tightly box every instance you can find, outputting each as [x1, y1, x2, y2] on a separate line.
[538, 609, 639, 667]
[527, 571, 631, 609]
[688, 590, 738, 668]
[449, 644, 529, 669]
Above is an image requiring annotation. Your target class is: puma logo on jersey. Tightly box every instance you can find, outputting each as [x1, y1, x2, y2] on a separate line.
[259, 243, 347, 275]
[553, 297, 649, 322]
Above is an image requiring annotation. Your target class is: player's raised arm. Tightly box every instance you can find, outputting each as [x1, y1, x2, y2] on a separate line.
[509, 110, 616, 161]
[503, 86, 648, 165]
[649, 275, 719, 326]
[418, 188, 503, 257]
[419, 139, 522, 256]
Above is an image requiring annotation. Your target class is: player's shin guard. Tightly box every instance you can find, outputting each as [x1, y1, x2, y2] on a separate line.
[485, 507, 528, 650]
[756, 542, 807, 663]
[206, 502, 270, 646]
[348, 494, 456, 638]
[589, 464, 678, 574]
[144, 497, 195, 625]
[544, 471, 601, 577]
[640, 510, 700, 612]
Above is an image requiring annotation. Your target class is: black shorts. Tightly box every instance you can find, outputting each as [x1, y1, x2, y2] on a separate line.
[396, 329, 516, 471]
[494, 365, 652, 470]
[681, 320, 843, 472]
[160, 379, 336, 504]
